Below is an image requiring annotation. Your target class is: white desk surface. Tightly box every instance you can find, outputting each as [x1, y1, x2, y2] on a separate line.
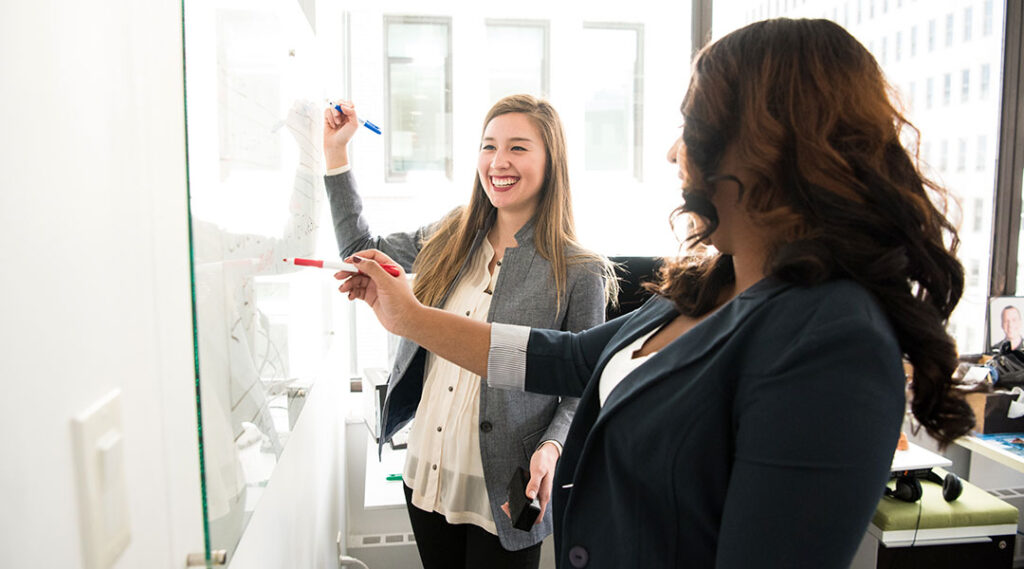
[955, 435, 1024, 475]
[891, 441, 952, 472]
[364, 434, 407, 509]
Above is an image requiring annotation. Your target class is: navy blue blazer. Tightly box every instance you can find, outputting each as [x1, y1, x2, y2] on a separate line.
[515, 278, 906, 568]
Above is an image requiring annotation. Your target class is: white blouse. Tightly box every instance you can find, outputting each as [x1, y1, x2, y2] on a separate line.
[402, 238, 500, 533]
[597, 326, 660, 407]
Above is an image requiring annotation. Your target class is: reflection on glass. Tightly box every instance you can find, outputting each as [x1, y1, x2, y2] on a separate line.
[713, 0, 1005, 352]
[386, 18, 452, 180]
[485, 21, 548, 102]
[184, 0, 332, 560]
[582, 25, 642, 177]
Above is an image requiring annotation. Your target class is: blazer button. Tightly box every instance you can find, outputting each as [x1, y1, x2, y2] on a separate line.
[568, 545, 589, 567]
[480, 421, 493, 433]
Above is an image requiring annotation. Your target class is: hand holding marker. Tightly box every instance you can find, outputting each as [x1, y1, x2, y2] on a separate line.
[283, 257, 401, 277]
[329, 101, 381, 135]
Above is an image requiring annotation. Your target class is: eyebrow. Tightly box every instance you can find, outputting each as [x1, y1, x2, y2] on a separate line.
[482, 137, 535, 143]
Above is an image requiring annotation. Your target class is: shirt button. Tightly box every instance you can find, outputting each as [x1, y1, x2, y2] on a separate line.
[432, 464, 437, 471]
[496, 260, 501, 266]
[436, 426, 442, 432]
[569, 546, 589, 567]
[465, 310, 470, 316]
[480, 421, 493, 433]
[448, 386, 453, 392]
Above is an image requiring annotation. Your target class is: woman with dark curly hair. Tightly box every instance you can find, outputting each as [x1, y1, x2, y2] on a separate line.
[335, 18, 974, 568]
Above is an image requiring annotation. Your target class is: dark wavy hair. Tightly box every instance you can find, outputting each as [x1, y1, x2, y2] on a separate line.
[646, 18, 973, 446]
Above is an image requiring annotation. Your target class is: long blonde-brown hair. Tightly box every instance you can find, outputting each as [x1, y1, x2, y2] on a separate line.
[412, 94, 614, 310]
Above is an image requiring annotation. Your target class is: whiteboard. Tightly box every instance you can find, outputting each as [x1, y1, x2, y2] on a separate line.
[183, 0, 334, 558]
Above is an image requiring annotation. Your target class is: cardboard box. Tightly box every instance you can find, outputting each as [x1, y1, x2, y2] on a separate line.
[966, 391, 1024, 434]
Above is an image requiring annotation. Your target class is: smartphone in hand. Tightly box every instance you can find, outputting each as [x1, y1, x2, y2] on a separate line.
[507, 466, 542, 531]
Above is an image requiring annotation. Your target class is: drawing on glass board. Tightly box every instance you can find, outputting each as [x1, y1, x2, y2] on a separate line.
[184, 0, 333, 560]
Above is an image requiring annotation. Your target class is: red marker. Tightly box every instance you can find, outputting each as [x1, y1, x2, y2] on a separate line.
[282, 257, 401, 277]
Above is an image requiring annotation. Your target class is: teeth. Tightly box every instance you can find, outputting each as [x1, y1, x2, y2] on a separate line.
[492, 177, 519, 187]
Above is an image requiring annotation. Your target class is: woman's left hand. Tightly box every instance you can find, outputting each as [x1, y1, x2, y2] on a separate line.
[502, 441, 560, 526]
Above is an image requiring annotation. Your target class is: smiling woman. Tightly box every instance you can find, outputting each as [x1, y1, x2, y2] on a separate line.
[322, 94, 616, 569]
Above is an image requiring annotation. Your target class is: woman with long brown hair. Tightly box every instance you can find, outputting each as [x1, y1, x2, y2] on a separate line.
[323, 94, 614, 568]
[337, 19, 973, 568]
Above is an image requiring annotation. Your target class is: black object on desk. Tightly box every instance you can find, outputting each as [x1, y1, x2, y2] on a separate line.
[507, 467, 541, 531]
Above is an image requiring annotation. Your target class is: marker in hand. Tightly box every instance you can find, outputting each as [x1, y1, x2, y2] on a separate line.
[329, 101, 381, 135]
[282, 257, 401, 277]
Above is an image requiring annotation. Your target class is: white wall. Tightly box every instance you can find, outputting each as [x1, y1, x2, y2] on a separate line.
[0, 0, 204, 567]
[0, 1, 349, 568]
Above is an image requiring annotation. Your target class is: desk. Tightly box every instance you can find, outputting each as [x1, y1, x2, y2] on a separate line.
[956, 435, 1024, 475]
[363, 434, 407, 509]
[891, 441, 952, 472]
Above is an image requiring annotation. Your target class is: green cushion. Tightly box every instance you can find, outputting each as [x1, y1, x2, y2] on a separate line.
[874, 469, 1019, 530]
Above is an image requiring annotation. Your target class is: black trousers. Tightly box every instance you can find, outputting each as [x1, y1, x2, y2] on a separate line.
[403, 484, 542, 569]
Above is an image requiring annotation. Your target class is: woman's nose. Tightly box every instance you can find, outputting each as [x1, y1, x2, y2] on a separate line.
[667, 138, 681, 164]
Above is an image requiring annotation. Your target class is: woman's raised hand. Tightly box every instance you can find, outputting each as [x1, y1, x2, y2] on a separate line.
[323, 100, 360, 169]
[335, 249, 421, 337]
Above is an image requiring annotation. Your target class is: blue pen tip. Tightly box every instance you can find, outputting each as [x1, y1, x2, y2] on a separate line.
[363, 120, 382, 135]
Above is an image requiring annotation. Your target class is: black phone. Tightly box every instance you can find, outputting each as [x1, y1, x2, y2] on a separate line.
[507, 466, 542, 531]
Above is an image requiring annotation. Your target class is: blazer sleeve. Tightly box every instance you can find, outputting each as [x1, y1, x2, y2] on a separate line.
[714, 308, 906, 568]
[324, 170, 440, 271]
[538, 262, 608, 450]
[489, 308, 630, 399]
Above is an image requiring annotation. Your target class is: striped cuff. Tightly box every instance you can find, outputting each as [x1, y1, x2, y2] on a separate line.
[487, 323, 530, 391]
[325, 164, 352, 176]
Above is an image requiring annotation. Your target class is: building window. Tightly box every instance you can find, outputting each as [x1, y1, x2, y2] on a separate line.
[976, 135, 987, 171]
[945, 13, 954, 47]
[908, 81, 916, 110]
[984, 0, 994, 35]
[485, 20, 550, 102]
[957, 138, 967, 171]
[939, 139, 948, 171]
[928, 19, 936, 52]
[895, 31, 902, 61]
[926, 77, 934, 108]
[881, 36, 888, 64]
[973, 198, 985, 232]
[961, 69, 970, 102]
[384, 16, 452, 181]
[943, 73, 951, 106]
[981, 64, 991, 98]
[964, 7, 973, 42]
[910, 25, 917, 57]
[582, 23, 644, 180]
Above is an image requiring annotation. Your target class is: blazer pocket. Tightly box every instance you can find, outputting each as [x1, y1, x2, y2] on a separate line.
[521, 425, 548, 463]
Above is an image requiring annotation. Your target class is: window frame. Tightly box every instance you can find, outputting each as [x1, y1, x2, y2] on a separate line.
[483, 18, 551, 100]
[382, 15, 454, 182]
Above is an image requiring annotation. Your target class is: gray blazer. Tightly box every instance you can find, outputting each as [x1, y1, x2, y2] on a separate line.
[325, 171, 607, 550]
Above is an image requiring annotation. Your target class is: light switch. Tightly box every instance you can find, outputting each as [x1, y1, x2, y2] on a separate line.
[72, 389, 131, 569]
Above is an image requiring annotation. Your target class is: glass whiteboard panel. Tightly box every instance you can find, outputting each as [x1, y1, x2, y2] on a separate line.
[183, 0, 331, 560]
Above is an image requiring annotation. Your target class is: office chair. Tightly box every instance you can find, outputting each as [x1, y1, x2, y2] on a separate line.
[607, 256, 664, 320]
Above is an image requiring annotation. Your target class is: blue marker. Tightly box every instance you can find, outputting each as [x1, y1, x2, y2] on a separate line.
[330, 102, 382, 135]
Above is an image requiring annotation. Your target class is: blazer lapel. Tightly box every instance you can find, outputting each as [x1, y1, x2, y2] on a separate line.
[596, 278, 790, 422]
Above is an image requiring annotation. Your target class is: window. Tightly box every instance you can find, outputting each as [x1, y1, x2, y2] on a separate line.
[973, 198, 985, 232]
[910, 25, 917, 57]
[943, 73, 951, 105]
[926, 77, 934, 108]
[940, 139, 948, 171]
[895, 31, 901, 62]
[928, 19, 936, 52]
[976, 135, 987, 171]
[485, 20, 549, 102]
[957, 138, 967, 171]
[983, 0, 994, 36]
[945, 13, 954, 47]
[964, 7, 973, 42]
[961, 69, 970, 102]
[908, 81, 916, 110]
[384, 17, 452, 181]
[881, 36, 888, 64]
[981, 64, 991, 98]
[582, 23, 644, 180]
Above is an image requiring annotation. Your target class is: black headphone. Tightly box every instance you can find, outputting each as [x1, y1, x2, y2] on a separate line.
[885, 469, 963, 503]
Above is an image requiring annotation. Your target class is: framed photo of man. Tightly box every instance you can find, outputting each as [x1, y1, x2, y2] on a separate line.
[988, 296, 1024, 352]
